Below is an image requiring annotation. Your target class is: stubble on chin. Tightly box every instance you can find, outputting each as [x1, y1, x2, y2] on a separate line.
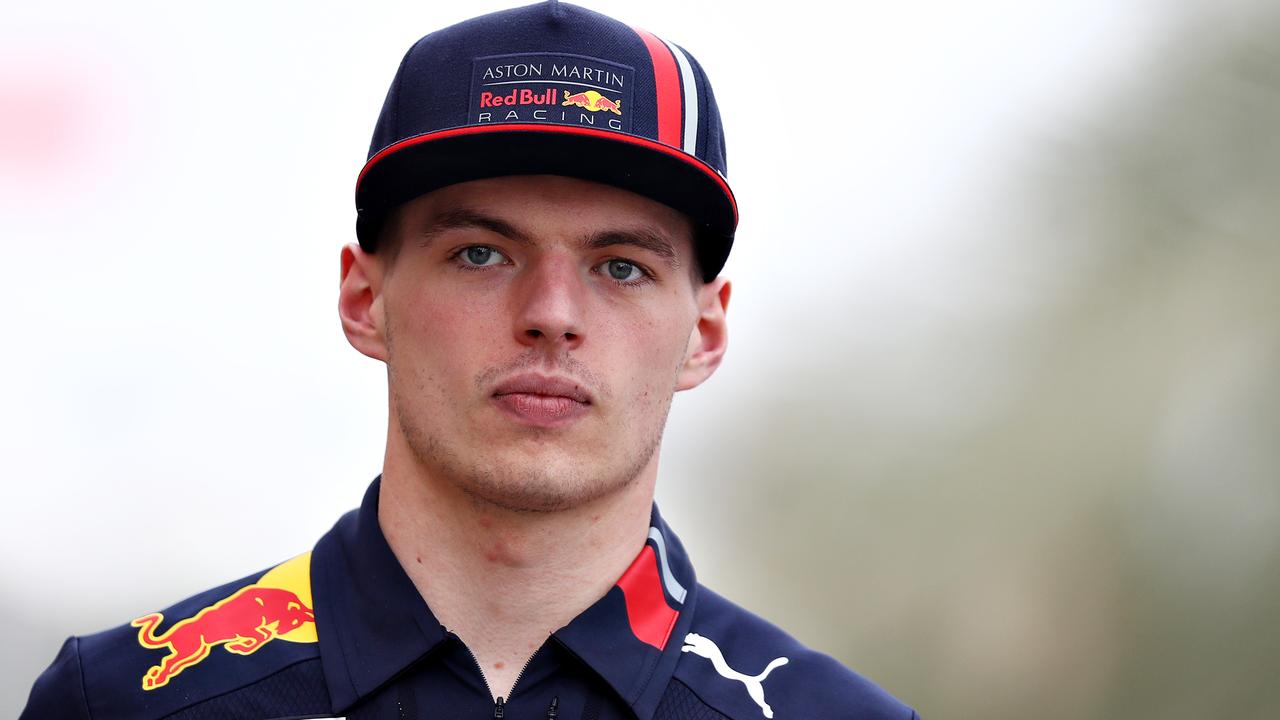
[393, 396, 667, 514]
[387, 345, 673, 514]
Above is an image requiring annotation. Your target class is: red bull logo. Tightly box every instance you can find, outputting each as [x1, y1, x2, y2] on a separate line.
[131, 552, 317, 690]
[562, 89, 622, 115]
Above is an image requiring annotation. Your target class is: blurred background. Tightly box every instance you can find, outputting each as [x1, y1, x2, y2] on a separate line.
[3, 0, 1278, 717]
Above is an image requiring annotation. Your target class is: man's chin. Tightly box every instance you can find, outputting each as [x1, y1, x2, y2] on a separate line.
[454, 462, 636, 514]
[436, 437, 656, 514]
[395, 405, 662, 513]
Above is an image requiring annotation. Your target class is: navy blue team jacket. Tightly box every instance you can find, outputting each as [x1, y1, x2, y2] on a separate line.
[22, 478, 918, 719]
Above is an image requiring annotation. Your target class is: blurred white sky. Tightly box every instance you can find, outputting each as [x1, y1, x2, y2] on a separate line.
[0, 0, 1242, 707]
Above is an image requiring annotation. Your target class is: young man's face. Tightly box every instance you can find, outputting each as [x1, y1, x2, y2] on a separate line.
[340, 175, 730, 513]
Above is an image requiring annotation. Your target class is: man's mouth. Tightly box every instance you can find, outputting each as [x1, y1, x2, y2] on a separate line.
[491, 373, 592, 427]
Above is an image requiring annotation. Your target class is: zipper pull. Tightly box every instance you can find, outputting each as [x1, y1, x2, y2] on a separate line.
[493, 696, 505, 719]
[546, 696, 559, 719]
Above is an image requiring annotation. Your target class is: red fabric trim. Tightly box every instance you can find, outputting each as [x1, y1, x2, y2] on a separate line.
[616, 545, 679, 650]
[630, 27, 682, 148]
[355, 124, 737, 224]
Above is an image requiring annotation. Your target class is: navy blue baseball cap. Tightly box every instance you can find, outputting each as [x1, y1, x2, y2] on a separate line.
[355, 0, 736, 281]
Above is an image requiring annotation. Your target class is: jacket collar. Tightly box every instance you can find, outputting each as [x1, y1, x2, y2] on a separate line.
[312, 477, 698, 719]
[553, 500, 699, 719]
[311, 478, 447, 711]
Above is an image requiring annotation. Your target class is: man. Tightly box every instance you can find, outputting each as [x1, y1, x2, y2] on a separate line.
[22, 2, 918, 718]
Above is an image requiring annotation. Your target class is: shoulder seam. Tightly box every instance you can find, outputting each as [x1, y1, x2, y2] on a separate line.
[72, 636, 93, 719]
[323, 524, 361, 706]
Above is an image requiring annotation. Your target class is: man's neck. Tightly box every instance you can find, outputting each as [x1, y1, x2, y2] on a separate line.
[377, 439, 657, 701]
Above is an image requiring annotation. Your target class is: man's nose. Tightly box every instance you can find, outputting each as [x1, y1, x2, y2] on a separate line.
[512, 255, 586, 351]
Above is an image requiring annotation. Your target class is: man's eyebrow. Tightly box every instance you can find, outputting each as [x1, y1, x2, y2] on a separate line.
[417, 208, 534, 247]
[582, 228, 682, 269]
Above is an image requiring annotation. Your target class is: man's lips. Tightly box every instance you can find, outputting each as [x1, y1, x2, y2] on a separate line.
[492, 374, 592, 403]
[490, 374, 592, 427]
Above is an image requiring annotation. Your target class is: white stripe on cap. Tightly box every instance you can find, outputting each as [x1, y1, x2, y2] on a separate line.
[662, 39, 700, 155]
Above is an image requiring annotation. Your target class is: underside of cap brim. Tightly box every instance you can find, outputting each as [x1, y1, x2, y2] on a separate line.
[354, 124, 737, 282]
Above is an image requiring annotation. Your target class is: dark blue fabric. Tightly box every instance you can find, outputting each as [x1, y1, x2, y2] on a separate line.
[311, 480, 446, 710]
[20, 475, 919, 719]
[158, 661, 329, 720]
[654, 679, 731, 720]
[19, 637, 89, 720]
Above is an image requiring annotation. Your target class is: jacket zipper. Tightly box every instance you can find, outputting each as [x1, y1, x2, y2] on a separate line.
[492, 650, 539, 717]
[452, 632, 540, 718]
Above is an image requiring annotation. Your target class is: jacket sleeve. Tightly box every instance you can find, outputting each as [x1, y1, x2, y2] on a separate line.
[20, 636, 92, 720]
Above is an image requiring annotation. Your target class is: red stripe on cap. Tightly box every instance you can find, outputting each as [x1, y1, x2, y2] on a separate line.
[616, 544, 679, 650]
[631, 27, 682, 148]
[355, 124, 737, 225]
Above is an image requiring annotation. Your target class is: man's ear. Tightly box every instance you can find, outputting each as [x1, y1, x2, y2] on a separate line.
[338, 243, 388, 361]
[676, 277, 731, 391]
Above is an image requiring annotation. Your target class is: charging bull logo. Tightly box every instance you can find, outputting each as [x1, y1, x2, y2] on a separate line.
[562, 89, 622, 114]
[131, 552, 316, 690]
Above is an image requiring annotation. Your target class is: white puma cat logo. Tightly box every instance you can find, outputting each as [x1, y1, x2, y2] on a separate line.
[681, 632, 789, 718]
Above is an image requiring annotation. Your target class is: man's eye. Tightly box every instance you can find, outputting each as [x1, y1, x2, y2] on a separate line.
[459, 246, 506, 267]
[601, 259, 644, 282]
